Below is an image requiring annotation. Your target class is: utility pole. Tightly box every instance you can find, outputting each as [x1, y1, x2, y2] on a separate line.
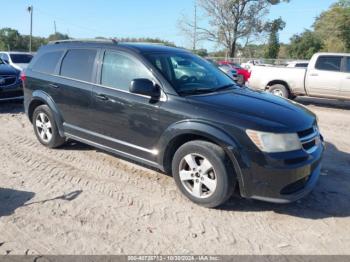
[54, 21, 57, 34]
[193, 2, 197, 51]
[27, 5, 33, 53]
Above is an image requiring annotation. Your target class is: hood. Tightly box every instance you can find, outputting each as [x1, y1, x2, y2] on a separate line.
[0, 63, 19, 75]
[188, 87, 316, 132]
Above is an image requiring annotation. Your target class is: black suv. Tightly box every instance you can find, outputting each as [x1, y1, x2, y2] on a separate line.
[23, 40, 324, 208]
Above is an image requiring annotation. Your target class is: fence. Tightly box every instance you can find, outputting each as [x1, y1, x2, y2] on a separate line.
[207, 57, 297, 66]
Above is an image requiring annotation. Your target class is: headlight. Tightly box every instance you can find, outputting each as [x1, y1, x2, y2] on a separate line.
[246, 130, 302, 153]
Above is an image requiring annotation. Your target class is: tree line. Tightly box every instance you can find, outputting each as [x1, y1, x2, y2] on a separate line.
[181, 0, 350, 59]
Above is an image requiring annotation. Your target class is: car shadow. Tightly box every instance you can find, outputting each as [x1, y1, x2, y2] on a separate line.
[221, 141, 350, 219]
[0, 101, 24, 114]
[295, 97, 350, 110]
[0, 188, 35, 217]
[0, 189, 83, 218]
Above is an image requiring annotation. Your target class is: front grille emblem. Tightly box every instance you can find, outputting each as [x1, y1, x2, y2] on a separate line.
[0, 77, 5, 85]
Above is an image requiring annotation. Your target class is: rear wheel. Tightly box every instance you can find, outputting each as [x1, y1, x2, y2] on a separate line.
[172, 140, 235, 208]
[33, 105, 65, 148]
[269, 84, 289, 99]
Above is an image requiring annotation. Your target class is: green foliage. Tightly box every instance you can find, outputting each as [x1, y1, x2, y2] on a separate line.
[0, 27, 48, 52]
[47, 32, 70, 42]
[113, 37, 176, 47]
[264, 18, 286, 59]
[287, 30, 323, 59]
[314, 0, 350, 52]
[193, 49, 208, 57]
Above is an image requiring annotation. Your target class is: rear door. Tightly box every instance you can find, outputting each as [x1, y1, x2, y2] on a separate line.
[305, 55, 342, 97]
[53, 48, 98, 136]
[340, 57, 350, 99]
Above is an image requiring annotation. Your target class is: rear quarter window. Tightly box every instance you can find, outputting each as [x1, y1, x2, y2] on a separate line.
[31, 51, 64, 74]
[60, 49, 97, 82]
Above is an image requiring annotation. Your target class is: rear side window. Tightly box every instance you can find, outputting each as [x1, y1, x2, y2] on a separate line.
[101, 51, 152, 91]
[32, 51, 63, 74]
[60, 49, 97, 82]
[295, 63, 308, 68]
[315, 56, 342, 72]
[10, 54, 33, 63]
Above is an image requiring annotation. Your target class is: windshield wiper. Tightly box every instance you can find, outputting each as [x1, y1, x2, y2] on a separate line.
[211, 84, 236, 92]
[179, 84, 236, 96]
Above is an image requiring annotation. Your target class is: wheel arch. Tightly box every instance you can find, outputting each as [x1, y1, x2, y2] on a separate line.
[158, 120, 246, 194]
[28, 90, 65, 137]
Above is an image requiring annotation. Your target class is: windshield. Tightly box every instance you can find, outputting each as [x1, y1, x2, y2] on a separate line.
[145, 52, 235, 95]
[10, 54, 33, 64]
[0, 58, 3, 65]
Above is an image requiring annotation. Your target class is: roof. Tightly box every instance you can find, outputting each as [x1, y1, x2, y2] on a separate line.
[315, 52, 350, 56]
[47, 40, 188, 54]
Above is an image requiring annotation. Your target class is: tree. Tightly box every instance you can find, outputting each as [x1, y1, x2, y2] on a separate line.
[179, 0, 289, 57]
[48, 32, 70, 42]
[264, 17, 285, 59]
[314, 0, 350, 52]
[288, 30, 323, 59]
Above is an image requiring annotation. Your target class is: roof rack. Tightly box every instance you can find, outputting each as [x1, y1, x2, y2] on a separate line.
[49, 38, 118, 45]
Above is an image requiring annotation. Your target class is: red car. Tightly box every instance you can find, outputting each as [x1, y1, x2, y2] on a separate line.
[217, 61, 251, 85]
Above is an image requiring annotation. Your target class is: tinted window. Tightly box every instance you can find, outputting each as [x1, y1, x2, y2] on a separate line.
[60, 49, 97, 82]
[101, 51, 152, 91]
[295, 63, 308, 68]
[10, 54, 33, 63]
[315, 56, 342, 72]
[32, 51, 63, 74]
[346, 58, 350, 73]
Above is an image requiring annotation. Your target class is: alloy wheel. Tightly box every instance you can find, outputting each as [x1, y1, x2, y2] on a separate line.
[178, 153, 217, 199]
[35, 112, 53, 143]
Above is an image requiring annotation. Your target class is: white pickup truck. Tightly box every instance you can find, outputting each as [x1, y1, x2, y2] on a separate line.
[247, 53, 350, 100]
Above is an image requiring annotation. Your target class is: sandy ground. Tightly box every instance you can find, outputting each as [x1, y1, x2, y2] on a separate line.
[0, 97, 349, 255]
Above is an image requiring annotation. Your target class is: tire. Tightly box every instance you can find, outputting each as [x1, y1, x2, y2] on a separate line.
[172, 140, 235, 208]
[269, 84, 289, 99]
[237, 74, 245, 86]
[32, 105, 65, 148]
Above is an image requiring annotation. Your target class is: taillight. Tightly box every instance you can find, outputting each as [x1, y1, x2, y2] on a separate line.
[20, 71, 26, 82]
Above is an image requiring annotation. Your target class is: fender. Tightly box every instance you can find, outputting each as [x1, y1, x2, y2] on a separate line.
[29, 90, 65, 137]
[157, 120, 249, 196]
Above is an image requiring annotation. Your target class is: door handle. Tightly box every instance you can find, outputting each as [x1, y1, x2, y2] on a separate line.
[48, 83, 59, 88]
[95, 94, 109, 101]
[310, 73, 319, 77]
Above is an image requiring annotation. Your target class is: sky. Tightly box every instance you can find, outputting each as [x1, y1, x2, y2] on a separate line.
[1, 0, 337, 51]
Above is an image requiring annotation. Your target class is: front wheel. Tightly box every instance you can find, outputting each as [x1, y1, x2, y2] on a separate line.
[172, 140, 235, 208]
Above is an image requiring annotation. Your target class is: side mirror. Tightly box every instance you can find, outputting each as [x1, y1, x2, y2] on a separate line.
[130, 79, 160, 98]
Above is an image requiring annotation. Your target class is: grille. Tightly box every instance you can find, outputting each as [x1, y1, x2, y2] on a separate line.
[298, 125, 320, 154]
[0, 75, 17, 86]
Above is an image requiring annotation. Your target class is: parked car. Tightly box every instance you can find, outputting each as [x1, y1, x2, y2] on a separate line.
[286, 60, 309, 68]
[217, 61, 251, 85]
[206, 59, 238, 82]
[0, 52, 34, 71]
[248, 53, 350, 100]
[23, 40, 324, 208]
[0, 58, 23, 101]
[218, 64, 238, 82]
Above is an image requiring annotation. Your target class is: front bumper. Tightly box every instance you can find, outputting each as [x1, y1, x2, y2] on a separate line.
[0, 81, 23, 101]
[232, 136, 325, 204]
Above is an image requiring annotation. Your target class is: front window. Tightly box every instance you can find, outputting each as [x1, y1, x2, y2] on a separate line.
[10, 54, 33, 64]
[145, 52, 235, 95]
